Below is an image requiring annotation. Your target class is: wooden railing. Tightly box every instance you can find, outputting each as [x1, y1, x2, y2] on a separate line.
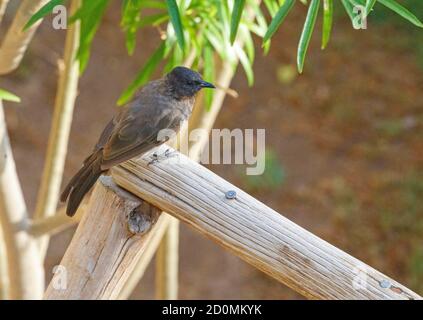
[1, 0, 421, 301]
[44, 145, 422, 300]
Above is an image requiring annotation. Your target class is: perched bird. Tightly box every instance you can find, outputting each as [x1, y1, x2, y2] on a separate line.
[61, 66, 215, 216]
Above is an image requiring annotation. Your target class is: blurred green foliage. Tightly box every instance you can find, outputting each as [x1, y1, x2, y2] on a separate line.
[239, 149, 285, 192]
[26, 0, 423, 107]
[369, 0, 423, 69]
[410, 246, 423, 293]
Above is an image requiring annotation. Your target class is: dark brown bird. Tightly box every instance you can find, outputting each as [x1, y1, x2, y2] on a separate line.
[61, 66, 215, 216]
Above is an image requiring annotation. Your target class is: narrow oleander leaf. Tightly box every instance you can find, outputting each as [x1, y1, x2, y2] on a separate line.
[165, 0, 185, 51]
[297, 0, 320, 73]
[75, 0, 110, 73]
[203, 43, 215, 111]
[230, 0, 246, 44]
[263, 0, 296, 43]
[121, 0, 143, 55]
[125, 31, 136, 56]
[234, 45, 254, 86]
[364, 0, 377, 17]
[249, 0, 268, 37]
[138, 14, 169, 28]
[217, 0, 231, 44]
[264, 0, 279, 16]
[0, 89, 21, 103]
[350, 0, 366, 5]
[341, 0, 355, 26]
[240, 25, 255, 63]
[377, 0, 423, 28]
[118, 43, 166, 106]
[121, 0, 131, 24]
[164, 43, 180, 73]
[204, 28, 225, 59]
[24, 0, 65, 31]
[321, 0, 333, 49]
[139, 0, 167, 10]
[69, 0, 100, 23]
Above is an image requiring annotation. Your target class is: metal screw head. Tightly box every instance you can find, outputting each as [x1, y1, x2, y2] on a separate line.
[380, 280, 391, 288]
[225, 190, 237, 199]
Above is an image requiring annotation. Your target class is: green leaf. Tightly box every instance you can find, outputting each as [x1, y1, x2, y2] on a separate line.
[69, 0, 100, 23]
[240, 25, 255, 63]
[340, 0, 367, 27]
[118, 43, 166, 106]
[121, 0, 143, 55]
[125, 30, 136, 56]
[263, 0, 296, 43]
[349, 0, 366, 5]
[264, 0, 279, 16]
[203, 43, 215, 111]
[377, 0, 423, 28]
[164, 43, 180, 73]
[139, 0, 167, 10]
[321, 0, 333, 49]
[230, 0, 246, 45]
[234, 44, 254, 85]
[341, 0, 355, 26]
[247, 1, 268, 38]
[24, 0, 65, 31]
[73, 0, 110, 73]
[297, 0, 320, 73]
[138, 13, 169, 28]
[0, 89, 21, 103]
[165, 0, 185, 51]
[365, 0, 377, 17]
[204, 28, 225, 58]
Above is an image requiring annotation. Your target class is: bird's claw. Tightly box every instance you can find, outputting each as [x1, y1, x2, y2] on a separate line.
[147, 149, 176, 166]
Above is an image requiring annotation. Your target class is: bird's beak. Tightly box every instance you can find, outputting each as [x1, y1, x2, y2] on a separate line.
[200, 80, 215, 89]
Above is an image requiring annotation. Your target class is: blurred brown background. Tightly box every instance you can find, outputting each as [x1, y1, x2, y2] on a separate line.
[0, 1, 422, 299]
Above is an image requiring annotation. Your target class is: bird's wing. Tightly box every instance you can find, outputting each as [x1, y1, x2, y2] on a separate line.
[80, 116, 117, 165]
[100, 103, 178, 170]
[94, 118, 116, 152]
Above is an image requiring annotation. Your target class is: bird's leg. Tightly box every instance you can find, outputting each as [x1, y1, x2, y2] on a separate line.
[163, 148, 179, 159]
[147, 148, 177, 166]
[164, 148, 170, 157]
[147, 152, 159, 166]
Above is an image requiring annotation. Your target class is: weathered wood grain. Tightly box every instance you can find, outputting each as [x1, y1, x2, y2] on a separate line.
[112, 145, 422, 300]
[44, 176, 163, 299]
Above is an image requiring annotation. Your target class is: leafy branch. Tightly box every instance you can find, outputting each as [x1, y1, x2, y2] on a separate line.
[25, 0, 423, 106]
[0, 88, 20, 103]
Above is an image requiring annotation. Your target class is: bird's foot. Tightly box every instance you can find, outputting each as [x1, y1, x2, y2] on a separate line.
[164, 148, 178, 158]
[147, 148, 177, 166]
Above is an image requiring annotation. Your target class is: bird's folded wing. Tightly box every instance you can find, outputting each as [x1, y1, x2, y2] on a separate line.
[100, 109, 175, 170]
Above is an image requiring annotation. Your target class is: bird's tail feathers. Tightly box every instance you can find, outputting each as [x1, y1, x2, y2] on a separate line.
[61, 150, 104, 217]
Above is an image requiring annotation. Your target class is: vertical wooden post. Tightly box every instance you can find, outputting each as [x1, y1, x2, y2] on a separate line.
[34, 0, 81, 258]
[155, 216, 179, 299]
[0, 222, 9, 299]
[0, 0, 49, 75]
[0, 101, 44, 299]
[44, 176, 162, 299]
[0, 0, 9, 26]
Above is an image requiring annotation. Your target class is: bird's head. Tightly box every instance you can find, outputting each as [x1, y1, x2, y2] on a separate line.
[166, 66, 215, 99]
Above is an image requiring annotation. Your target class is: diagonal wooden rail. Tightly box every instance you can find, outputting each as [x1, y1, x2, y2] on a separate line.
[112, 146, 422, 300]
[45, 145, 421, 300]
